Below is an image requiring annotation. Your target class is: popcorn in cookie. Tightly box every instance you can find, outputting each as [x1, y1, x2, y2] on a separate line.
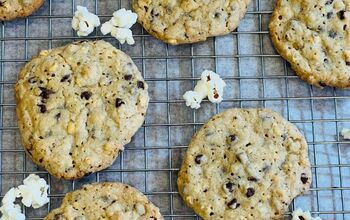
[72, 6, 100, 37]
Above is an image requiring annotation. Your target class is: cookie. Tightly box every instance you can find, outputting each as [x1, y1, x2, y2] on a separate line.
[45, 182, 164, 220]
[269, 0, 350, 88]
[16, 40, 149, 180]
[0, 0, 45, 21]
[132, 0, 251, 45]
[177, 108, 312, 220]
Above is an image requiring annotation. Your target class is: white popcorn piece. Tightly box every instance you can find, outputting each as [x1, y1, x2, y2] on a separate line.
[292, 208, 322, 220]
[110, 8, 138, 29]
[341, 128, 350, 140]
[183, 91, 203, 109]
[0, 203, 25, 220]
[101, 8, 138, 45]
[111, 27, 135, 45]
[2, 188, 20, 205]
[72, 6, 100, 37]
[18, 174, 49, 209]
[183, 70, 226, 109]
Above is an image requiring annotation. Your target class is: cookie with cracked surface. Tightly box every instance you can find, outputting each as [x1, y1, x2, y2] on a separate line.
[132, 0, 251, 45]
[45, 182, 164, 220]
[0, 0, 45, 21]
[270, 0, 350, 88]
[16, 40, 149, 180]
[177, 108, 312, 220]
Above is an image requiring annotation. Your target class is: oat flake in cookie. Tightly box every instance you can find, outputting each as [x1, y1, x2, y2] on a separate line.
[0, 0, 45, 21]
[270, 0, 350, 88]
[15, 40, 149, 179]
[44, 182, 164, 220]
[177, 108, 312, 220]
[132, 0, 251, 45]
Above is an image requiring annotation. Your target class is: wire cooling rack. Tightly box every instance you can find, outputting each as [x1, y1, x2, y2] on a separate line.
[1, 0, 350, 219]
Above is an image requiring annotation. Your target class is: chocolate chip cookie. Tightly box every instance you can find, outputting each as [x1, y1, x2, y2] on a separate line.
[16, 40, 149, 179]
[270, 0, 350, 88]
[177, 108, 312, 220]
[0, 0, 45, 21]
[45, 182, 164, 220]
[132, 0, 251, 45]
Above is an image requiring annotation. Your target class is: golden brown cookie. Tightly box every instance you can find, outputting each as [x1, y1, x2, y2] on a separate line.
[270, 0, 350, 88]
[16, 40, 149, 179]
[0, 0, 45, 21]
[45, 182, 164, 220]
[132, 0, 251, 45]
[177, 108, 312, 220]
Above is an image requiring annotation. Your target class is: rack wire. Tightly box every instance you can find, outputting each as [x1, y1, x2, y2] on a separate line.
[1, 0, 350, 219]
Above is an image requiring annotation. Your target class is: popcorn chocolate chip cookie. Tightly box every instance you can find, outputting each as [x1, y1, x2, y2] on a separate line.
[177, 108, 311, 220]
[270, 0, 350, 88]
[16, 40, 149, 179]
[132, 0, 251, 45]
[45, 182, 164, 220]
[0, 0, 45, 21]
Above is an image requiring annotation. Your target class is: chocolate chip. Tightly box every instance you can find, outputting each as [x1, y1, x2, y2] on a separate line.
[337, 10, 346, 20]
[328, 31, 337, 38]
[39, 87, 54, 99]
[246, 187, 255, 197]
[229, 135, 237, 142]
[115, 98, 125, 108]
[137, 81, 145, 89]
[195, 154, 203, 164]
[227, 198, 240, 209]
[299, 216, 305, 220]
[55, 113, 61, 120]
[60, 74, 70, 82]
[346, 61, 350, 66]
[225, 182, 234, 192]
[81, 91, 92, 100]
[248, 177, 258, 182]
[326, 0, 334, 5]
[124, 74, 132, 80]
[318, 82, 327, 87]
[301, 173, 308, 184]
[214, 93, 219, 99]
[209, 212, 214, 216]
[214, 12, 220, 18]
[38, 104, 47, 113]
[327, 12, 333, 19]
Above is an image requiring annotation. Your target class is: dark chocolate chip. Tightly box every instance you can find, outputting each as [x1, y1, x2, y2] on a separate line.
[248, 176, 258, 182]
[124, 74, 132, 80]
[337, 10, 346, 20]
[326, 0, 334, 5]
[246, 187, 255, 197]
[301, 173, 308, 184]
[28, 77, 36, 84]
[318, 82, 327, 87]
[346, 61, 350, 66]
[115, 98, 125, 108]
[227, 198, 240, 209]
[55, 113, 61, 120]
[38, 104, 47, 113]
[328, 31, 337, 38]
[81, 91, 92, 100]
[327, 12, 333, 19]
[195, 154, 203, 164]
[60, 74, 70, 82]
[214, 12, 220, 18]
[137, 81, 145, 89]
[299, 216, 305, 220]
[39, 87, 54, 99]
[225, 182, 234, 192]
[209, 212, 214, 216]
[229, 135, 237, 142]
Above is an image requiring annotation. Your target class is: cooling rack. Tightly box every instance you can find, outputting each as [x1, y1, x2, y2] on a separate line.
[1, 0, 350, 219]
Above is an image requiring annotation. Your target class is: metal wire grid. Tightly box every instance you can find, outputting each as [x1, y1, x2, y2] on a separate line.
[0, 0, 349, 219]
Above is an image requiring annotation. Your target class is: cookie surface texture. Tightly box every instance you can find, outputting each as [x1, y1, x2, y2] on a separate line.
[0, 0, 45, 21]
[132, 0, 251, 45]
[177, 108, 311, 220]
[45, 182, 164, 220]
[270, 0, 350, 88]
[16, 40, 149, 179]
